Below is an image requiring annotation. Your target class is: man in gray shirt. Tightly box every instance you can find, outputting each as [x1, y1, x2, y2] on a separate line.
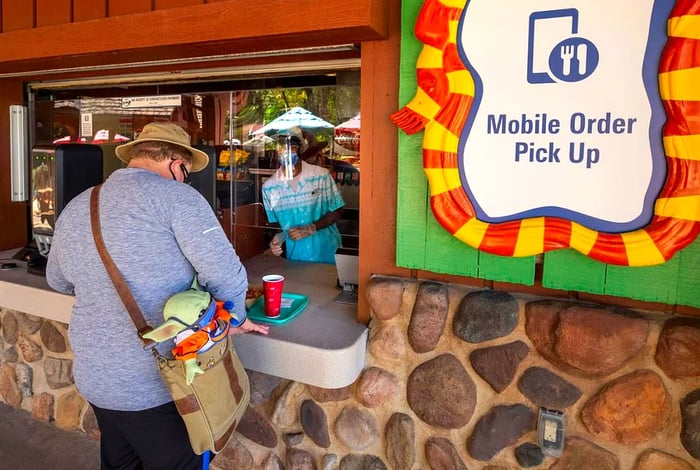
[47, 122, 268, 469]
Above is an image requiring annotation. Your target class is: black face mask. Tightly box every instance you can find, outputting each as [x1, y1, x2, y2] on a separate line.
[180, 163, 191, 185]
[170, 160, 191, 185]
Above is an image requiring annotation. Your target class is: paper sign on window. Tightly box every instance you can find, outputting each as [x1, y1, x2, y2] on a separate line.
[392, 0, 700, 266]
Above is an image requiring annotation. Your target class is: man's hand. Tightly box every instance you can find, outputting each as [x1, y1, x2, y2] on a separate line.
[231, 319, 270, 335]
[287, 223, 316, 241]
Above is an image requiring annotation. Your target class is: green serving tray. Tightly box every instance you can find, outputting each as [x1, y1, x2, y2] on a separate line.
[246, 293, 309, 325]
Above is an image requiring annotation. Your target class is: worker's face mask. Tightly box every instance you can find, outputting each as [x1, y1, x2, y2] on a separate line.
[277, 137, 300, 180]
[277, 151, 298, 167]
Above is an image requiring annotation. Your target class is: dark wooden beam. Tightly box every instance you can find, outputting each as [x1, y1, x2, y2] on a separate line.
[0, 0, 387, 75]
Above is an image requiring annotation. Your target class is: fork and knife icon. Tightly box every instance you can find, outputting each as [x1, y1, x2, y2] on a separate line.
[560, 43, 588, 76]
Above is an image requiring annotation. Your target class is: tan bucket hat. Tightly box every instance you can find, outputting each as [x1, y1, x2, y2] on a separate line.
[115, 122, 209, 172]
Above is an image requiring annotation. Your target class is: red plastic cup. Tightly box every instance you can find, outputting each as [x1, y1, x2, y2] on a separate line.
[262, 274, 284, 317]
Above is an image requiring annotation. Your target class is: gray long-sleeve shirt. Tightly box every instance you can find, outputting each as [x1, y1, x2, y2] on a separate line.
[47, 168, 247, 411]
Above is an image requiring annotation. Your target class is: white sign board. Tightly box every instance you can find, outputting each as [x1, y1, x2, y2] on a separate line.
[80, 113, 93, 137]
[459, 0, 667, 233]
[121, 95, 182, 108]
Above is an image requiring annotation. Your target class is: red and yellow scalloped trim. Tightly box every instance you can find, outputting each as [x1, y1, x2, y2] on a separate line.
[391, 0, 700, 266]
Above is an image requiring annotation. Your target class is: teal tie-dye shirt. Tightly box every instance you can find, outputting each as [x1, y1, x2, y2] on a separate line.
[262, 161, 345, 264]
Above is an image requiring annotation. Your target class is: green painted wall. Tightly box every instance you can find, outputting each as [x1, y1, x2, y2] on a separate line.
[395, 0, 700, 307]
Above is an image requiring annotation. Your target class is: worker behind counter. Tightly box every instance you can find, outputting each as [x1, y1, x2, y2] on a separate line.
[262, 128, 345, 264]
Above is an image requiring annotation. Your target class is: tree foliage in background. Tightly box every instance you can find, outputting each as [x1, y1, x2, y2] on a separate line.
[224, 84, 359, 142]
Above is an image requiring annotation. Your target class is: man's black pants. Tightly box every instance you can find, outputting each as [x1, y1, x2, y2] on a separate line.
[91, 402, 203, 470]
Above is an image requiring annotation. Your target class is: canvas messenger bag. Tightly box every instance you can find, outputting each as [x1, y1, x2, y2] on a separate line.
[89, 184, 250, 454]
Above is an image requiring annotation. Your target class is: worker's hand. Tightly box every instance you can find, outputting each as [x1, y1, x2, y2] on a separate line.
[231, 319, 270, 335]
[288, 223, 316, 241]
[269, 240, 283, 256]
[269, 232, 285, 256]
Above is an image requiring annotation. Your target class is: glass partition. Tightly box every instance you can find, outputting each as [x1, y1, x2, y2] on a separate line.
[216, 79, 360, 262]
[30, 71, 361, 265]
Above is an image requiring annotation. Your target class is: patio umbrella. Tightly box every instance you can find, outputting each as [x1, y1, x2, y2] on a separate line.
[52, 136, 72, 144]
[252, 107, 334, 135]
[332, 141, 358, 156]
[334, 114, 360, 154]
[92, 129, 110, 144]
[335, 114, 360, 134]
[242, 134, 276, 150]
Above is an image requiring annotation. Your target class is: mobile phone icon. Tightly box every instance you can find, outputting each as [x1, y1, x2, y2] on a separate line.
[527, 9, 579, 84]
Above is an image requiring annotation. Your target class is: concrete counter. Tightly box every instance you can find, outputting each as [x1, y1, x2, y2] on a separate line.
[235, 253, 368, 387]
[0, 249, 367, 388]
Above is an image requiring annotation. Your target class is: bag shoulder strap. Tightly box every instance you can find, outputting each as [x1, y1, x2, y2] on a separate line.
[90, 185, 154, 345]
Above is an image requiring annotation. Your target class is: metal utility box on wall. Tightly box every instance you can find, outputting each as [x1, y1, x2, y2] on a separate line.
[10, 105, 29, 202]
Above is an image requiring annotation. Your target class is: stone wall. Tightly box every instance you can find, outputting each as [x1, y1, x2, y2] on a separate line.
[2, 276, 699, 469]
[0, 308, 99, 438]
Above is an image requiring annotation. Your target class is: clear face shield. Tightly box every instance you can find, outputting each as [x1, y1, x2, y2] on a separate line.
[276, 135, 299, 180]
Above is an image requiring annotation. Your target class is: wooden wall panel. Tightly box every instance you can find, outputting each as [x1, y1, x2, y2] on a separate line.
[108, 0, 152, 17]
[1, 0, 33, 32]
[0, 79, 29, 251]
[74, 0, 107, 22]
[358, 0, 408, 322]
[0, 0, 386, 72]
[155, 0, 203, 9]
[37, 0, 71, 27]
